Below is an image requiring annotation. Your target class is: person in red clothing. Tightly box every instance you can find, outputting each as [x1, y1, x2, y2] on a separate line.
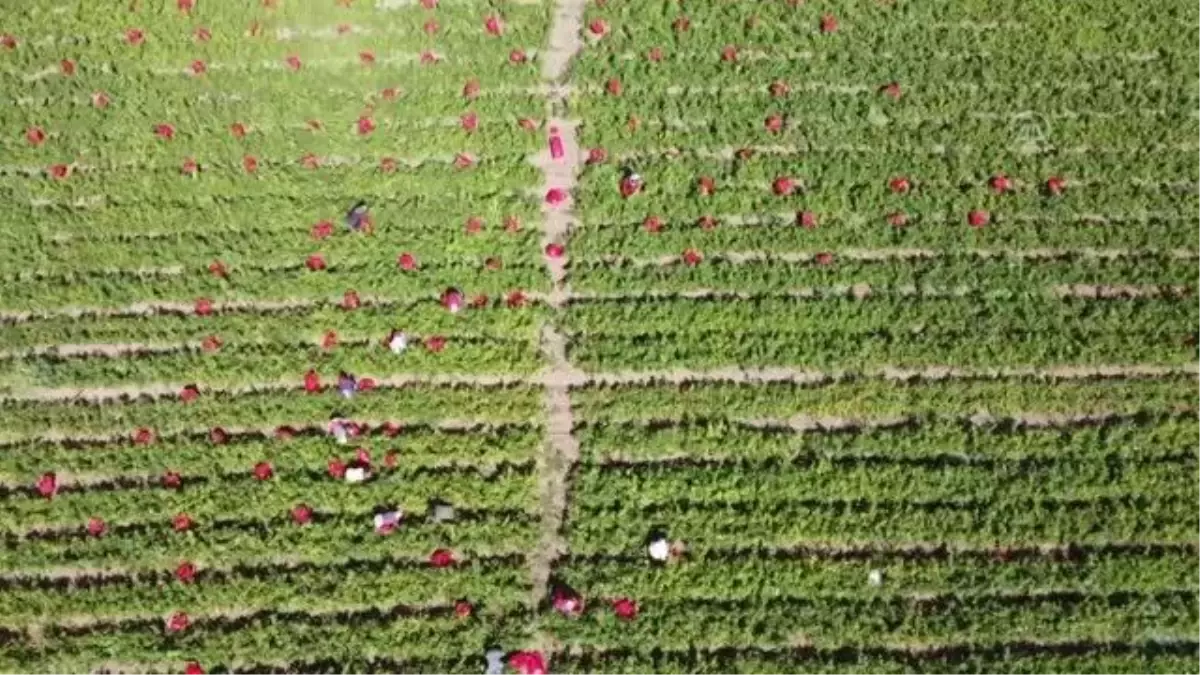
[619, 167, 642, 198]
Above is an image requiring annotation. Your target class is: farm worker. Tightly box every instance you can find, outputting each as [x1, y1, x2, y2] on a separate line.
[386, 330, 408, 354]
[337, 372, 356, 399]
[345, 463, 370, 483]
[373, 509, 402, 534]
[484, 649, 506, 675]
[647, 530, 670, 562]
[345, 200, 370, 232]
[441, 287, 464, 314]
[551, 584, 584, 617]
[344, 448, 371, 483]
[328, 414, 350, 444]
[508, 651, 547, 675]
[619, 167, 642, 198]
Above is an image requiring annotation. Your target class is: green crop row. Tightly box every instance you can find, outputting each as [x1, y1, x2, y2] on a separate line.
[575, 51, 1191, 104]
[573, 151, 1197, 219]
[10, 193, 536, 239]
[552, 643, 1200, 675]
[566, 494, 1198, 553]
[570, 376, 1196, 422]
[0, 259, 548, 312]
[573, 416, 1199, 464]
[572, 82, 1196, 136]
[0, 9, 549, 70]
[3, 84, 546, 137]
[0, 0, 549, 42]
[5, 120, 545, 169]
[0, 329, 540, 388]
[0, 557, 531, 626]
[0, 300, 545, 351]
[568, 324, 1194, 370]
[568, 253, 1196, 294]
[573, 152, 1196, 223]
[541, 588, 1197, 650]
[579, 0, 1191, 48]
[5, 156, 540, 206]
[557, 548, 1197, 602]
[0, 606, 534, 674]
[569, 211, 1197, 254]
[2, 514, 537, 574]
[1, 462, 537, 531]
[0, 425, 542, 480]
[570, 458, 1195, 513]
[563, 295, 1199, 339]
[0, 383, 544, 439]
[6, 236, 546, 286]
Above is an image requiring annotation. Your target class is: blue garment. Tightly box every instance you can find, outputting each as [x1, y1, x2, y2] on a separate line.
[345, 201, 369, 231]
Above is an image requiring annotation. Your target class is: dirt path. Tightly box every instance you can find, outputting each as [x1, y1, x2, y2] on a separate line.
[529, 0, 588, 618]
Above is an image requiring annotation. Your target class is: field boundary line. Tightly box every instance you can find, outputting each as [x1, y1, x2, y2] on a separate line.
[528, 0, 587, 626]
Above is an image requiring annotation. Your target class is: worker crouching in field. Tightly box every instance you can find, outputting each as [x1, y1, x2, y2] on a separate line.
[386, 329, 409, 354]
[373, 507, 403, 535]
[337, 372, 357, 399]
[647, 528, 687, 563]
[345, 200, 371, 232]
[550, 583, 584, 618]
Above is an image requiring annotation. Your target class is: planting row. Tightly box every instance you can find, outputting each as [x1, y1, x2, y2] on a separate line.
[5, 157, 541, 205]
[567, 324, 1194, 370]
[0, 329, 539, 388]
[8, 230, 547, 281]
[567, 253, 1197, 294]
[573, 414, 1199, 465]
[11, 196, 538, 239]
[574, 40, 1193, 88]
[571, 81, 1196, 136]
[556, 546, 1199, 603]
[0, 260, 548, 312]
[567, 493, 1197, 552]
[0, 604, 535, 674]
[3, 508, 537, 575]
[573, 152, 1197, 222]
[2, 461, 537, 531]
[0, 300, 546, 351]
[569, 210, 1197, 254]
[0, 383, 544, 438]
[4, 82, 546, 134]
[562, 293, 1198, 370]
[0, 8, 551, 68]
[0, 556, 531, 627]
[1, 425, 543, 484]
[7, 121, 547, 169]
[577, 0, 1187, 47]
[562, 294, 1198, 339]
[551, 642, 1200, 675]
[570, 375, 1196, 422]
[0, 0, 550, 41]
[539, 587, 1196, 649]
[569, 458, 1195, 514]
